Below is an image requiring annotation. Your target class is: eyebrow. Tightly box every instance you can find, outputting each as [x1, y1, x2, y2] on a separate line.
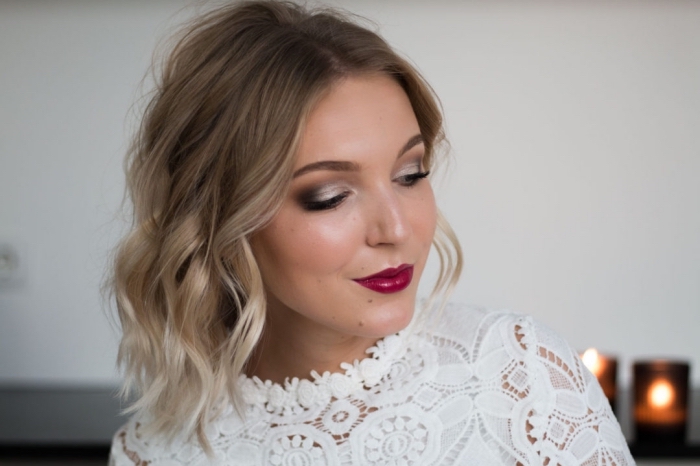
[292, 133, 424, 178]
[400, 134, 424, 158]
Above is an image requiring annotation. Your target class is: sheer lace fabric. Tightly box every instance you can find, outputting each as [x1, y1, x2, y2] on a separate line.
[110, 306, 635, 465]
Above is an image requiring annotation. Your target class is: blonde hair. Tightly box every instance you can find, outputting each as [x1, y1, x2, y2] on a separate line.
[111, 0, 462, 449]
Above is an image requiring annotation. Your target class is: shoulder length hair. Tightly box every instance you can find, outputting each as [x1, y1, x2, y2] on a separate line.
[111, 0, 462, 448]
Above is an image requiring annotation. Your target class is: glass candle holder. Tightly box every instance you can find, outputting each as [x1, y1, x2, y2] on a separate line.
[581, 348, 618, 413]
[633, 360, 690, 444]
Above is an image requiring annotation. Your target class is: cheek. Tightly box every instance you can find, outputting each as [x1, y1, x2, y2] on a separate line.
[411, 186, 438, 247]
[255, 209, 362, 281]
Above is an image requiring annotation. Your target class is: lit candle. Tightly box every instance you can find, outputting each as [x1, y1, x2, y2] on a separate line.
[633, 360, 690, 444]
[581, 348, 618, 412]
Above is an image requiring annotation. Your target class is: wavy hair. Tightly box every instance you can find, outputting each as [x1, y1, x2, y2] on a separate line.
[111, 0, 462, 449]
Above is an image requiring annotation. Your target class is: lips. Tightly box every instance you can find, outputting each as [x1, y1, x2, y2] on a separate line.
[353, 264, 414, 294]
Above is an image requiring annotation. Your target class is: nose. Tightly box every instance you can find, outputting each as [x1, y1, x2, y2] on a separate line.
[365, 189, 411, 247]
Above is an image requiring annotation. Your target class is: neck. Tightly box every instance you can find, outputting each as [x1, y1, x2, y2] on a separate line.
[245, 305, 378, 385]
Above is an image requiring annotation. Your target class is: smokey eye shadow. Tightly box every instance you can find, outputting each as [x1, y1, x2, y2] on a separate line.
[296, 186, 337, 205]
[296, 188, 321, 205]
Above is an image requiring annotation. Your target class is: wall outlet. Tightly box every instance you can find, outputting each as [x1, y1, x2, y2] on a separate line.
[0, 242, 26, 288]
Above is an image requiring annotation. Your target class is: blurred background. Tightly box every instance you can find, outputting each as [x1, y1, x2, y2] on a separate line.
[1, 0, 699, 462]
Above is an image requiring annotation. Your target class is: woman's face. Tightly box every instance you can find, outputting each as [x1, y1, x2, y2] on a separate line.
[252, 74, 437, 341]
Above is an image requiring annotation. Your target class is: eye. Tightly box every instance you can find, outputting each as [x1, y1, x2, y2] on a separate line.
[298, 188, 351, 211]
[395, 170, 430, 187]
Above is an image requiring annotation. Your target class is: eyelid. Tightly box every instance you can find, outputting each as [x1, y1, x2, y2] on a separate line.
[303, 184, 348, 199]
[393, 161, 424, 179]
[296, 183, 352, 205]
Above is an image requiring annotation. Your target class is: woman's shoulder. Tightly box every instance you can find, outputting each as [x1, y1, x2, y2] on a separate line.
[425, 302, 634, 464]
[430, 303, 577, 356]
[109, 413, 201, 466]
[427, 302, 536, 351]
[109, 415, 158, 466]
[429, 303, 593, 386]
[109, 417, 138, 466]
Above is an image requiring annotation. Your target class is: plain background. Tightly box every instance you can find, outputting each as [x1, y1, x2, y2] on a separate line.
[0, 0, 698, 390]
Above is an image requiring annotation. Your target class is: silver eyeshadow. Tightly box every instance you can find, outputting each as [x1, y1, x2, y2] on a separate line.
[296, 163, 428, 212]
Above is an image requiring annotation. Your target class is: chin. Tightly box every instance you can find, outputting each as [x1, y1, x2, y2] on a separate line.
[357, 296, 416, 338]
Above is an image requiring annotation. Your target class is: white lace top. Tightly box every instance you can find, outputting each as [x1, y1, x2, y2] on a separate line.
[110, 306, 635, 465]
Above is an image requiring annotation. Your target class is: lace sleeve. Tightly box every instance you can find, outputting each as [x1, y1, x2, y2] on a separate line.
[108, 424, 146, 466]
[517, 316, 635, 465]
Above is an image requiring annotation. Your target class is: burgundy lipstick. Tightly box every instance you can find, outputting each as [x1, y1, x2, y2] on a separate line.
[353, 264, 414, 294]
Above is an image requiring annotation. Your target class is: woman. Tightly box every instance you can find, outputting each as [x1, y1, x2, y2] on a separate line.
[110, 1, 634, 464]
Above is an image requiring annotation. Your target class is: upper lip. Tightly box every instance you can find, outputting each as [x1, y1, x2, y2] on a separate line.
[354, 264, 412, 281]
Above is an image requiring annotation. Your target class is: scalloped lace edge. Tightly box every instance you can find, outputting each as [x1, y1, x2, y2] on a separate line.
[237, 330, 409, 415]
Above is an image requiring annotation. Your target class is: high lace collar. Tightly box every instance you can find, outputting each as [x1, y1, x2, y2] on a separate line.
[237, 330, 409, 415]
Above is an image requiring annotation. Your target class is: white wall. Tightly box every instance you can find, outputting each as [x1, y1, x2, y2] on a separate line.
[1, 1, 698, 387]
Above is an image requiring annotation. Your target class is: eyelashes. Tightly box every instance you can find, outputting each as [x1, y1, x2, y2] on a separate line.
[299, 190, 350, 211]
[396, 170, 430, 187]
[297, 170, 430, 212]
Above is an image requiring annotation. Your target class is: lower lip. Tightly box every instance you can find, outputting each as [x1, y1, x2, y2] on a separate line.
[353, 266, 414, 294]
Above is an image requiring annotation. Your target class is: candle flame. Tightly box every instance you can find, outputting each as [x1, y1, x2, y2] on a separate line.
[648, 380, 674, 408]
[581, 348, 603, 377]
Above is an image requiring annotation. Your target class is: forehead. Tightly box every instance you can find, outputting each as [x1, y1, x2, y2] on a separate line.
[295, 74, 421, 168]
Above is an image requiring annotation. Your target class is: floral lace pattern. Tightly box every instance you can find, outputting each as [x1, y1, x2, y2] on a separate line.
[110, 306, 635, 465]
[238, 333, 407, 416]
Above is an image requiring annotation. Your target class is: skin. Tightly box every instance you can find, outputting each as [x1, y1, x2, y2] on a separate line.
[248, 74, 437, 384]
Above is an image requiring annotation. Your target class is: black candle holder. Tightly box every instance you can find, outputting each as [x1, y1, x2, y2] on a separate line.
[633, 360, 690, 444]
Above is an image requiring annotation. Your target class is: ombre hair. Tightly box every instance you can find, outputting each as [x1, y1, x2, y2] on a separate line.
[111, 0, 462, 449]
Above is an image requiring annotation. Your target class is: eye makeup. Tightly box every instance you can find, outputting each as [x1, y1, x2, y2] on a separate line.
[393, 158, 428, 186]
[297, 185, 351, 211]
[294, 156, 429, 212]
[396, 170, 429, 187]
